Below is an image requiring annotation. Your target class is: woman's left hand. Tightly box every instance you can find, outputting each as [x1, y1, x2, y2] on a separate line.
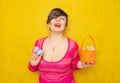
[82, 62, 95, 68]
[77, 61, 95, 69]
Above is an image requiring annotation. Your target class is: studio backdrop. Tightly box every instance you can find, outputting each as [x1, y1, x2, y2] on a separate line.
[0, 0, 120, 83]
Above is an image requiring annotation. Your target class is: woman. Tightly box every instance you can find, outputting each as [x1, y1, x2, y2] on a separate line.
[28, 8, 94, 83]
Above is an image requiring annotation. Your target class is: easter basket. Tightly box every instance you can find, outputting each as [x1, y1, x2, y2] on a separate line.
[80, 35, 96, 64]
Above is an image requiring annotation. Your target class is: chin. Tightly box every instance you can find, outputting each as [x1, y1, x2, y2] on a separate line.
[52, 29, 64, 33]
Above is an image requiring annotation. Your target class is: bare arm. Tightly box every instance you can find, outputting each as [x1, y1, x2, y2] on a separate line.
[28, 53, 42, 72]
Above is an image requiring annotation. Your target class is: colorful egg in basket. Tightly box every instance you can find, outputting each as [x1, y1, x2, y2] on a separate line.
[80, 35, 96, 64]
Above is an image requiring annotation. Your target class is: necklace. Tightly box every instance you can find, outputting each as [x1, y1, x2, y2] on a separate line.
[48, 37, 65, 52]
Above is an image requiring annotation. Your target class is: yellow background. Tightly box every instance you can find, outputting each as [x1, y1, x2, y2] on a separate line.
[0, 0, 120, 83]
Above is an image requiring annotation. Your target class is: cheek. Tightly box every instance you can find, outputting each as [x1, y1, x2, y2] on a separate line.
[48, 23, 54, 29]
[62, 21, 67, 26]
[50, 19, 55, 23]
[63, 20, 67, 24]
[48, 20, 54, 26]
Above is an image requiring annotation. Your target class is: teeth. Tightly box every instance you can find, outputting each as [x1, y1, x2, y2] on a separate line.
[55, 23, 59, 25]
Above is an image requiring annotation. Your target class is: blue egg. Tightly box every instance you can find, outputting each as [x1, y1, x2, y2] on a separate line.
[37, 50, 43, 55]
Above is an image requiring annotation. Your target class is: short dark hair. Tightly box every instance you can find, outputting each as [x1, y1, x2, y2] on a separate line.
[46, 8, 68, 27]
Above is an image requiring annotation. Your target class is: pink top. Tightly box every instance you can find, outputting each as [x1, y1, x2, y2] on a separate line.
[28, 37, 80, 83]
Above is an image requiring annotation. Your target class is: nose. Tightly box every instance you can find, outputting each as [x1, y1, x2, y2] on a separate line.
[56, 17, 60, 22]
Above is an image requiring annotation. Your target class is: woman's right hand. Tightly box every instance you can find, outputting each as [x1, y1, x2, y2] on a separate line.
[30, 53, 42, 66]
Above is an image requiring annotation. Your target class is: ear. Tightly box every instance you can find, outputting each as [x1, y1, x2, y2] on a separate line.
[47, 23, 51, 27]
[47, 23, 51, 30]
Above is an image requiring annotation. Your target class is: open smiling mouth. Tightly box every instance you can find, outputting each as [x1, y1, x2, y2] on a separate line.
[54, 23, 61, 28]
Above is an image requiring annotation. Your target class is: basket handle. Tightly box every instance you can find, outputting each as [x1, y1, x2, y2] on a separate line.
[81, 35, 96, 48]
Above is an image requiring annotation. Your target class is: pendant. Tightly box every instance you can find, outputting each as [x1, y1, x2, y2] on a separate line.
[52, 48, 55, 51]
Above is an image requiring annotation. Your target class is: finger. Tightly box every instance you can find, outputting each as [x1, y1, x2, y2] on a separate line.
[36, 53, 39, 58]
[84, 62, 91, 67]
[38, 54, 42, 59]
[89, 62, 95, 65]
[33, 53, 38, 59]
[33, 53, 42, 60]
[34, 55, 42, 63]
[82, 62, 87, 68]
[31, 53, 37, 60]
[30, 56, 35, 61]
[88, 63, 94, 67]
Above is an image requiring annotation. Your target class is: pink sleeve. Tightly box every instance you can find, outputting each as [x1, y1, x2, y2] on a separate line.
[28, 62, 39, 72]
[71, 42, 80, 70]
[28, 40, 39, 72]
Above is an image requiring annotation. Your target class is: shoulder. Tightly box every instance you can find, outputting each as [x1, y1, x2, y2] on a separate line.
[67, 37, 79, 48]
[34, 36, 47, 46]
[35, 36, 47, 43]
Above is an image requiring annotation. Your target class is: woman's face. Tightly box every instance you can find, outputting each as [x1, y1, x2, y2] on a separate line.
[48, 16, 67, 32]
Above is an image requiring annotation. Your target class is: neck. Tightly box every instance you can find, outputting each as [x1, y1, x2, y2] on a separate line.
[48, 31, 65, 41]
[47, 32, 65, 52]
